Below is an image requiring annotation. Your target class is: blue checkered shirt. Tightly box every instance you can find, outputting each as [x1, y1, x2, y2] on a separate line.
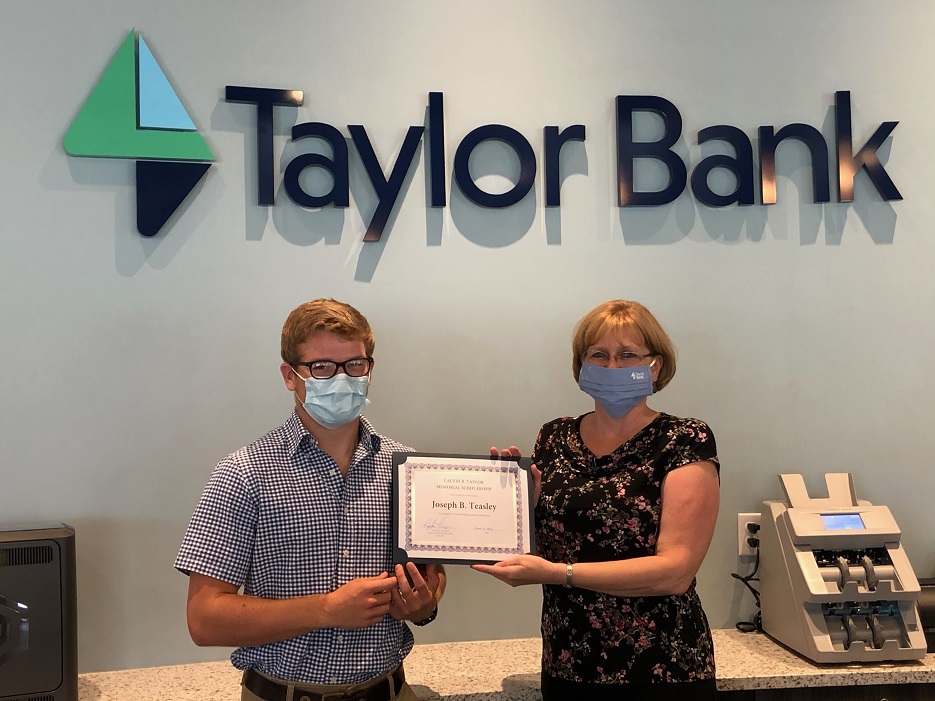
[175, 411, 414, 684]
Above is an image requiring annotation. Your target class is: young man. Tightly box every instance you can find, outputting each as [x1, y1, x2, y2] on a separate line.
[176, 299, 444, 701]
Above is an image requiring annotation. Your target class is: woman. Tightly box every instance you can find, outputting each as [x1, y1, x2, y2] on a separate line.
[474, 300, 720, 701]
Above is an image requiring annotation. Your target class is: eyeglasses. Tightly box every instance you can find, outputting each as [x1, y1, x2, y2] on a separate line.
[583, 349, 655, 368]
[294, 356, 373, 379]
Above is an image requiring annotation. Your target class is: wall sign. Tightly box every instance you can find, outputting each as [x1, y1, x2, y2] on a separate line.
[228, 87, 901, 242]
[63, 31, 901, 241]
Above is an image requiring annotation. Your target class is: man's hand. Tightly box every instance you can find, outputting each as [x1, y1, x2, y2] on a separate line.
[322, 573, 394, 630]
[389, 562, 441, 622]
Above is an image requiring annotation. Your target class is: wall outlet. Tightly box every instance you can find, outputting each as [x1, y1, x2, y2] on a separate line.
[737, 512, 761, 557]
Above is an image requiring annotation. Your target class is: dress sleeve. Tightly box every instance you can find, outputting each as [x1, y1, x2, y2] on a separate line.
[663, 418, 720, 476]
[530, 419, 558, 469]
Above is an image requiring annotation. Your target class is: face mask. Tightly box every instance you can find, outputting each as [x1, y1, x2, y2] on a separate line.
[578, 360, 655, 419]
[294, 370, 371, 429]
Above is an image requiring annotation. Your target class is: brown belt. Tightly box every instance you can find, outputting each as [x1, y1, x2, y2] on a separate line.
[243, 666, 406, 701]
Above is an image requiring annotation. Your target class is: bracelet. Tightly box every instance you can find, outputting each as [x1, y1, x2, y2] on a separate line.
[564, 563, 574, 588]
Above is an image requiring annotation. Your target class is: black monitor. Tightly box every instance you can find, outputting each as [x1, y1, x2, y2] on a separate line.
[0, 524, 77, 701]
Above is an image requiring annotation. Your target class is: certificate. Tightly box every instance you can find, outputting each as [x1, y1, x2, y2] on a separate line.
[392, 452, 535, 565]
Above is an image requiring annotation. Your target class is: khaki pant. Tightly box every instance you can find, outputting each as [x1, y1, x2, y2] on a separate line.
[241, 668, 419, 701]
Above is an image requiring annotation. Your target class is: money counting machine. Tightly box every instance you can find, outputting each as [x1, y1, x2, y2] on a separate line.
[759, 473, 927, 663]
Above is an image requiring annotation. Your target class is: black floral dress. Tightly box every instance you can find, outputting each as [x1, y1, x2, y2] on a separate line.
[533, 412, 719, 690]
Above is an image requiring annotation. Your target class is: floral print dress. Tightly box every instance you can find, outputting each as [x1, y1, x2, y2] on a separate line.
[532, 412, 719, 686]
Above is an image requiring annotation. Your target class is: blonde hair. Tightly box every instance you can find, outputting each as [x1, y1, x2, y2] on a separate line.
[571, 300, 677, 391]
[280, 299, 375, 364]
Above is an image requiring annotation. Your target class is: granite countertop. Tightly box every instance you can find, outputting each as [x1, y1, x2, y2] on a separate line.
[78, 638, 540, 701]
[78, 630, 935, 700]
[712, 628, 935, 691]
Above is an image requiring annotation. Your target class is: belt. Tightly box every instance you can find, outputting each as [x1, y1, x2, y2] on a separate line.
[243, 666, 406, 701]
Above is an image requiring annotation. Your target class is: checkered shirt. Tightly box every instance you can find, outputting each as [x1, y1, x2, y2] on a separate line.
[175, 411, 414, 684]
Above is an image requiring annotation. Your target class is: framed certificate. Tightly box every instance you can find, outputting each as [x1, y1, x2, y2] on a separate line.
[392, 452, 536, 565]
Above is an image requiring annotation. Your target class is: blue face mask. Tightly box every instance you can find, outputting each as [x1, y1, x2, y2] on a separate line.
[578, 360, 655, 419]
[294, 370, 370, 429]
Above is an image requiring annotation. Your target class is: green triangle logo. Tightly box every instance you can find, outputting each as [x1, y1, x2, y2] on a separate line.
[65, 30, 214, 236]
[64, 30, 213, 161]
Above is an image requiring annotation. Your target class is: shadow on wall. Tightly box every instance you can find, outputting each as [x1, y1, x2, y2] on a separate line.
[448, 138, 537, 250]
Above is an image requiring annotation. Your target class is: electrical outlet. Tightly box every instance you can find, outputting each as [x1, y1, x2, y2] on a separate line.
[737, 513, 761, 557]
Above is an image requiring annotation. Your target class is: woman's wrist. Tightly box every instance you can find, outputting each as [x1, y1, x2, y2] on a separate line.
[554, 561, 570, 586]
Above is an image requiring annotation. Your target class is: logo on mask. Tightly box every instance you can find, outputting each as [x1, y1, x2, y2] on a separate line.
[64, 30, 214, 237]
[631, 371, 645, 380]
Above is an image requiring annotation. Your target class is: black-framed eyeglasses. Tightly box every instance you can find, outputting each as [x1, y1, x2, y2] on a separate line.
[582, 350, 655, 368]
[294, 356, 373, 380]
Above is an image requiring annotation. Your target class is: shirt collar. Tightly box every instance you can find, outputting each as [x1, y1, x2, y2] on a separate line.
[356, 414, 382, 454]
[284, 410, 381, 457]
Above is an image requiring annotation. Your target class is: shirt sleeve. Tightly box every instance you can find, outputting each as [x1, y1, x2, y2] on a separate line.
[174, 455, 257, 585]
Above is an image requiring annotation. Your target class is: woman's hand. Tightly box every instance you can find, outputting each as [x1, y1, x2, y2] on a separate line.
[489, 446, 542, 505]
[471, 555, 562, 587]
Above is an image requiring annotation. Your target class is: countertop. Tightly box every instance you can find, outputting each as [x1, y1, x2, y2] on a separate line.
[77, 630, 935, 700]
[710, 629, 934, 691]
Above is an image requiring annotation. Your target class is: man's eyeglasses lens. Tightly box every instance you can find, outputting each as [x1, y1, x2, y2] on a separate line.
[302, 357, 372, 379]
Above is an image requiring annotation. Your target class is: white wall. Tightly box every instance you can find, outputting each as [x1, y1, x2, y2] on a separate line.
[2, 0, 934, 673]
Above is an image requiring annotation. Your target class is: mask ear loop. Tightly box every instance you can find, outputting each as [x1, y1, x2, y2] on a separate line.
[289, 366, 304, 394]
[290, 366, 314, 419]
[289, 365, 315, 421]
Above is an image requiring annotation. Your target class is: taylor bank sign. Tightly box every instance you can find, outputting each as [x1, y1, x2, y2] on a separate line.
[64, 30, 902, 241]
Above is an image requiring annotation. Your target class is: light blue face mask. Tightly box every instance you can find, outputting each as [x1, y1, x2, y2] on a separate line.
[578, 360, 655, 419]
[294, 370, 371, 429]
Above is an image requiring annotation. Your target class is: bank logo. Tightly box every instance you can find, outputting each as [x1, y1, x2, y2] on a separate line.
[64, 30, 214, 237]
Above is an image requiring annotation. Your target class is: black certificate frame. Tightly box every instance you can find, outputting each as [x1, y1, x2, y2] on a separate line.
[391, 452, 536, 566]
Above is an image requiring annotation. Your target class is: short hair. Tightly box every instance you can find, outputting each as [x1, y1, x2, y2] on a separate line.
[280, 299, 375, 364]
[571, 300, 677, 391]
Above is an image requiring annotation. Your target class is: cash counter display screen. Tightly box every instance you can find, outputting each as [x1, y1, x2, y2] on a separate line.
[820, 513, 865, 530]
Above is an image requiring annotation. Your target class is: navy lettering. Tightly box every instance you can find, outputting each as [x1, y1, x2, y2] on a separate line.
[616, 95, 687, 206]
[453, 124, 536, 208]
[428, 92, 446, 207]
[691, 125, 755, 207]
[758, 123, 830, 205]
[225, 86, 304, 205]
[283, 122, 349, 208]
[226, 88, 900, 244]
[544, 125, 586, 206]
[348, 125, 425, 242]
[835, 90, 901, 202]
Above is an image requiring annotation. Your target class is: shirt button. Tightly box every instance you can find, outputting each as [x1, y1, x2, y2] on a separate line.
[344, 507, 350, 515]
[330, 676, 337, 684]
[337, 634, 344, 642]
[343, 549, 350, 557]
